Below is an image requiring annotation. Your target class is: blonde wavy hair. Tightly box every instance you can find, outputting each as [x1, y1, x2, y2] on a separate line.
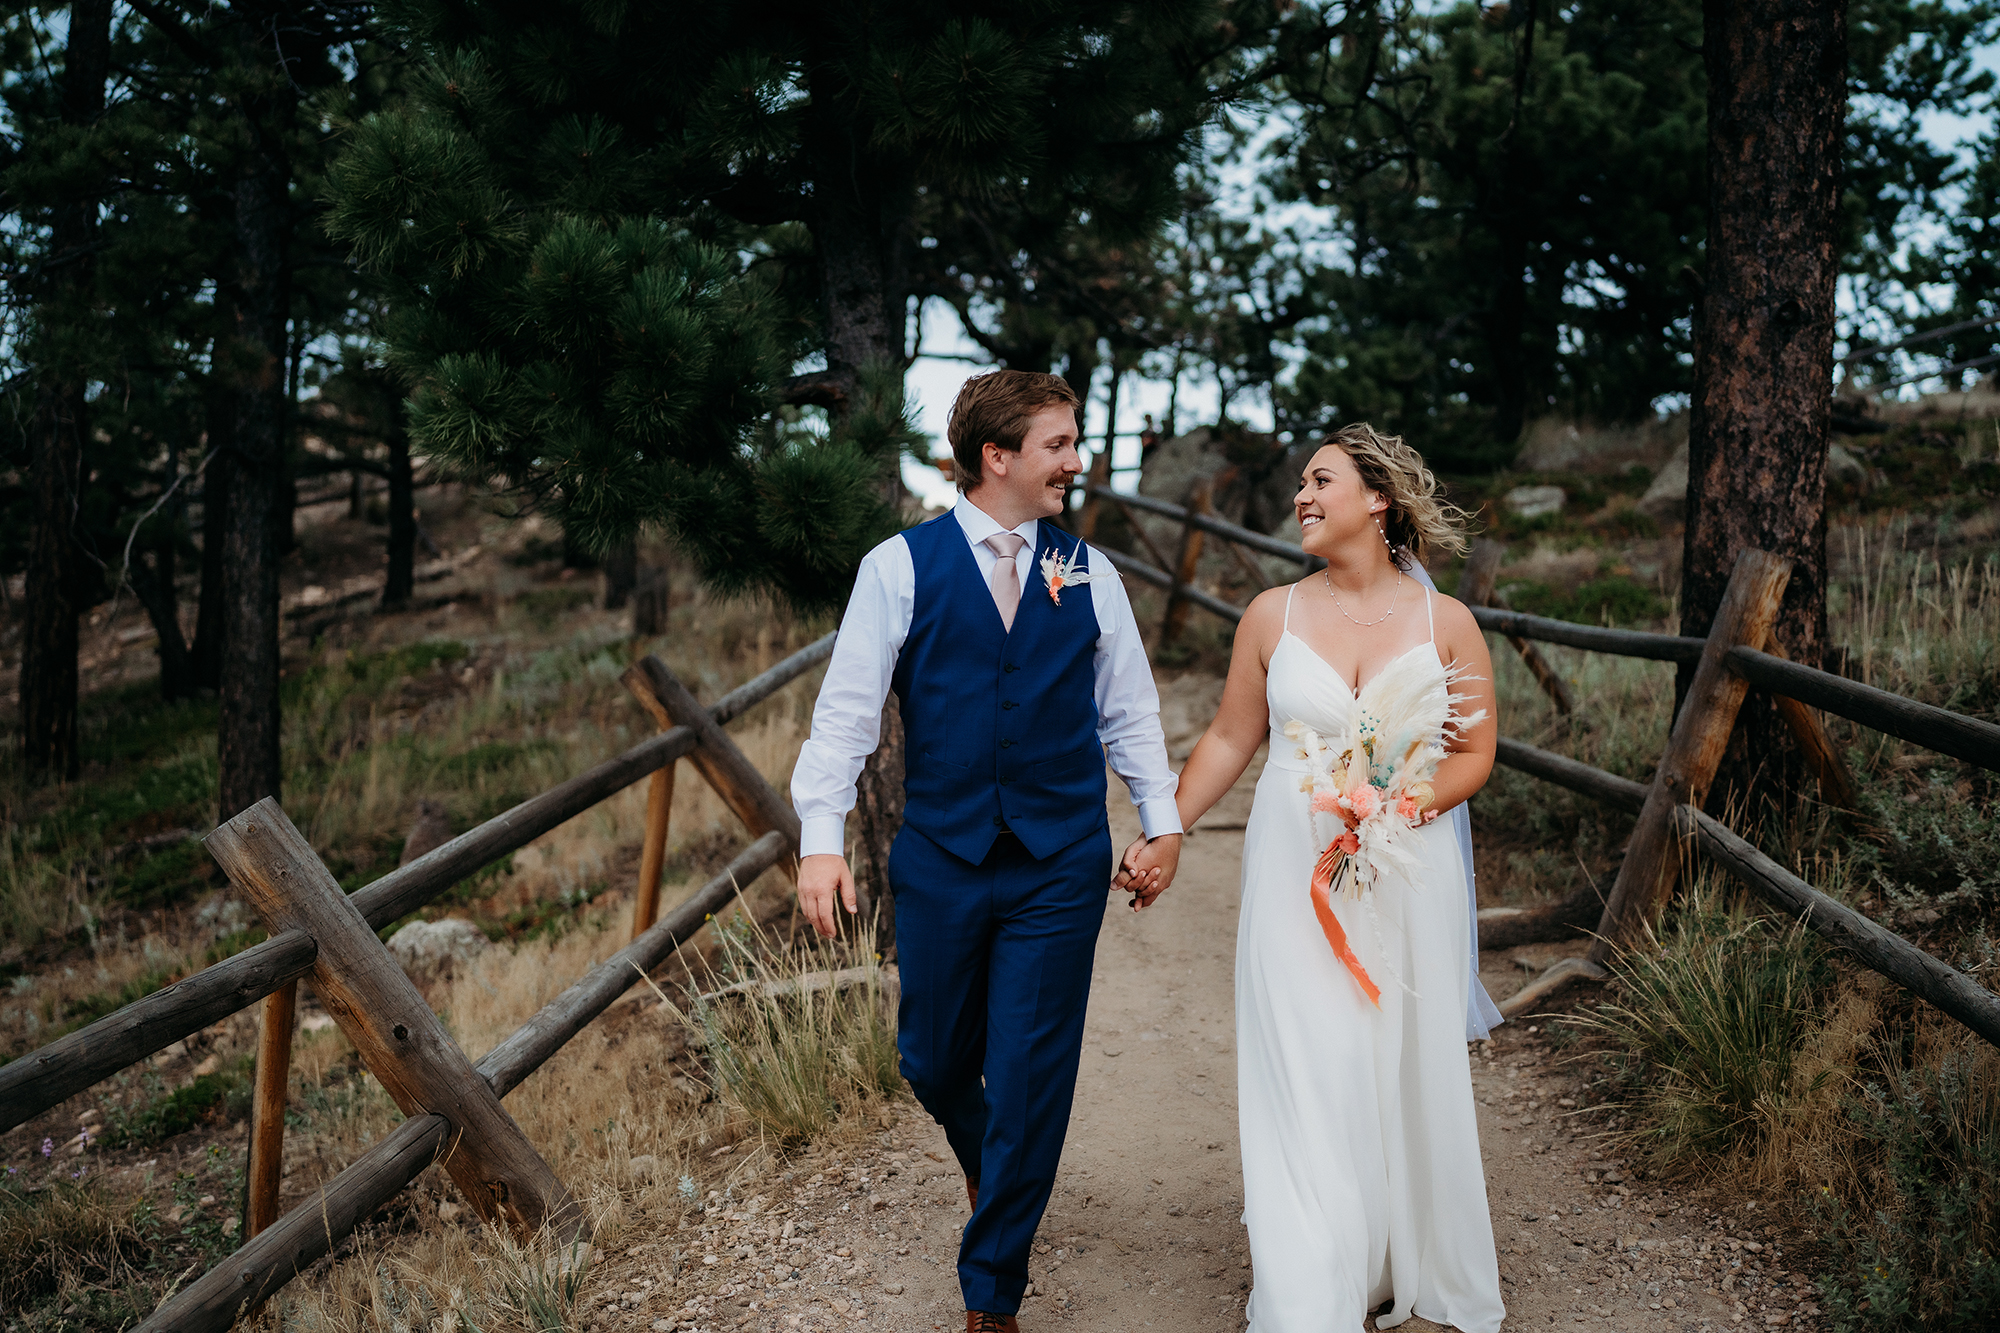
[1320, 423, 1475, 569]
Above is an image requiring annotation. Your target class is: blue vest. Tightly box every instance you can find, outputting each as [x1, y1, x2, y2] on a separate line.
[892, 514, 1109, 864]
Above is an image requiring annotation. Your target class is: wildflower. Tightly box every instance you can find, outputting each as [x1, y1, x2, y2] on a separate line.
[678, 1174, 699, 1204]
[41, 1138, 53, 1158]
[1345, 783, 1380, 822]
[1396, 793, 1421, 822]
[1310, 791, 1343, 815]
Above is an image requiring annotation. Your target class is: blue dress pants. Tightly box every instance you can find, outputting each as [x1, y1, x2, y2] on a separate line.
[890, 822, 1113, 1316]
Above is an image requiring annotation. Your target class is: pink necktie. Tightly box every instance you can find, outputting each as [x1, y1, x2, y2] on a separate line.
[985, 533, 1027, 631]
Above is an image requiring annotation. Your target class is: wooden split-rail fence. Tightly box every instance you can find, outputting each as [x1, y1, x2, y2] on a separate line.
[7, 492, 2000, 1326]
[1082, 482, 2000, 1042]
[0, 641, 835, 1331]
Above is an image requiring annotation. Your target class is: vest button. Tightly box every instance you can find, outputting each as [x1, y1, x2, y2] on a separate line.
[1000, 739, 1014, 748]
[1002, 701, 1018, 710]
[1003, 663, 1018, 673]
[993, 816, 1005, 828]
[1000, 776, 1013, 785]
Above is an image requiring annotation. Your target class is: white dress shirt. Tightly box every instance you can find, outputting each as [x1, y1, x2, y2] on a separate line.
[791, 496, 1183, 859]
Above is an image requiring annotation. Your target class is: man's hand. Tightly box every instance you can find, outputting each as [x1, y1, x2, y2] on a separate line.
[1113, 833, 1182, 911]
[798, 853, 858, 939]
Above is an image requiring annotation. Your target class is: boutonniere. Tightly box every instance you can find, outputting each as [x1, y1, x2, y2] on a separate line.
[1039, 545, 1100, 605]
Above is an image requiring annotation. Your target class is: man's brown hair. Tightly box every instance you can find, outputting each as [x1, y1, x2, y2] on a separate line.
[945, 370, 1082, 488]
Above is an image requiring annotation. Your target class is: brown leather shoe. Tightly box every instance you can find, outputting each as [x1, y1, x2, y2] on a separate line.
[966, 1177, 979, 1211]
[966, 1313, 1019, 1333]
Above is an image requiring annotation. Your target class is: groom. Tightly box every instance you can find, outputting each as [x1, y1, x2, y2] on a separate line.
[792, 370, 1183, 1331]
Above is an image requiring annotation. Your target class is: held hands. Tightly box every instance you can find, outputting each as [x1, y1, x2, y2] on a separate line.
[1113, 833, 1183, 911]
[798, 853, 858, 939]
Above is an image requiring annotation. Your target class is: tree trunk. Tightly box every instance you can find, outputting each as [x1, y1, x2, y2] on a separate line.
[17, 0, 113, 782]
[1480, 0, 1540, 455]
[602, 538, 638, 610]
[22, 389, 86, 781]
[1680, 0, 1844, 810]
[382, 398, 414, 607]
[218, 81, 295, 822]
[807, 115, 914, 908]
[849, 700, 905, 960]
[130, 524, 195, 701]
[191, 395, 232, 694]
[632, 562, 670, 636]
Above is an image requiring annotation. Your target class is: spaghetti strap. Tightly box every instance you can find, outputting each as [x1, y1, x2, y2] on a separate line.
[1284, 581, 1297, 634]
[1425, 585, 1435, 643]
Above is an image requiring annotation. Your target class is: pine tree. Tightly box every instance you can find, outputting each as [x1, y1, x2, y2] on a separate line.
[324, 0, 1252, 609]
[1266, 0, 1999, 468]
[8, 0, 113, 780]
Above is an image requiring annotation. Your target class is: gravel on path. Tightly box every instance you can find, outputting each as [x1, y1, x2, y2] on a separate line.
[580, 778, 1823, 1333]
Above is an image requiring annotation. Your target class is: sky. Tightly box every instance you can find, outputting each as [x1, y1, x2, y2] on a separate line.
[897, 36, 2000, 511]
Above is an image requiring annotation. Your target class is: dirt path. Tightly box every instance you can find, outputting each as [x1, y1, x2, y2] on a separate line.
[589, 775, 1821, 1333]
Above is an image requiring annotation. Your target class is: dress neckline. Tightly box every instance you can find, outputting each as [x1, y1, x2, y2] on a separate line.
[1278, 630, 1442, 700]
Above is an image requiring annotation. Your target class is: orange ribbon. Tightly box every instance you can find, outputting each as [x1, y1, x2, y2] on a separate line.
[1309, 841, 1382, 1007]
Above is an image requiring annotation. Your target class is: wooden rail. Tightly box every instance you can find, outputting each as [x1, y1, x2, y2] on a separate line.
[0, 636, 831, 1131]
[129, 650, 811, 1326]
[138, 832, 790, 1333]
[1073, 488, 1998, 1040]
[1469, 606, 1704, 664]
[1495, 738, 1647, 813]
[1675, 805, 2000, 1048]
[1091, 485, 1319, 567]
[1725, 645, 2000, 772]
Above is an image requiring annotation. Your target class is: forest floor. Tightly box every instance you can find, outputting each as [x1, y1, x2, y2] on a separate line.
[22, 410, 2000, 1326]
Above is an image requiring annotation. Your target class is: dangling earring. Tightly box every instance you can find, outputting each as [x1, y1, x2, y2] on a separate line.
[1375, 515, 1393, 550]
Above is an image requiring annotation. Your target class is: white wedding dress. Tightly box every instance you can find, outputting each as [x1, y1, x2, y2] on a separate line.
[1237, 585, 1504, 1332]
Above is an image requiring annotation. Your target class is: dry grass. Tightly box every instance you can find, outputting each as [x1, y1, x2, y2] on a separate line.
[1568, 877, 1842, 1180]
[655, 912, 901, 1148]
[0, 489, 856, 1328]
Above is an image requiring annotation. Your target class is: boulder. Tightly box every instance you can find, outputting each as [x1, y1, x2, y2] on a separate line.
[1504, 485, 1566, 519]
[1637, 442, 1690, 522]
[1137, 425, 1300, 534]
[386, 917, 491, 986]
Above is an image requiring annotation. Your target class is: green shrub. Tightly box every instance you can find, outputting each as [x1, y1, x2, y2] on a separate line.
[516, 585, 597, 629]
[106, 1055, 254, 1147]
[1500, 573, 1670, 626]
[1817, 1046, 2000, 1331]
[1568, 884, 1837, 1173]
[1848, 768, 2000, 927]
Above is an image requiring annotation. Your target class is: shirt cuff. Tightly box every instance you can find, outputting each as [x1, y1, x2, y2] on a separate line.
[1136, 797, 1184, 841]
[798, 815, 848, 860]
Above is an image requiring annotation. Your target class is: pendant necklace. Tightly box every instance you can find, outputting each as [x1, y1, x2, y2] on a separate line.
[1323, 566, 1402, 627]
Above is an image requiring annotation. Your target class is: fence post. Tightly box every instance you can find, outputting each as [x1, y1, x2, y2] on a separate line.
[622, 672, 680, 941]
[628, 657, 802, 878]
[1460, 539, 1576, 715]
[206, 798, 582, 1240]
[1758, 632, 1858, 810]
[244, 978, 296, 1238]
[1160, 478, 1212, 648]
[1585, 549, 1793, 964]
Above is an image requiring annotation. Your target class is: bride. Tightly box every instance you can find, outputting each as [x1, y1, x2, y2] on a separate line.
[1120, 424, 1506, 1332]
